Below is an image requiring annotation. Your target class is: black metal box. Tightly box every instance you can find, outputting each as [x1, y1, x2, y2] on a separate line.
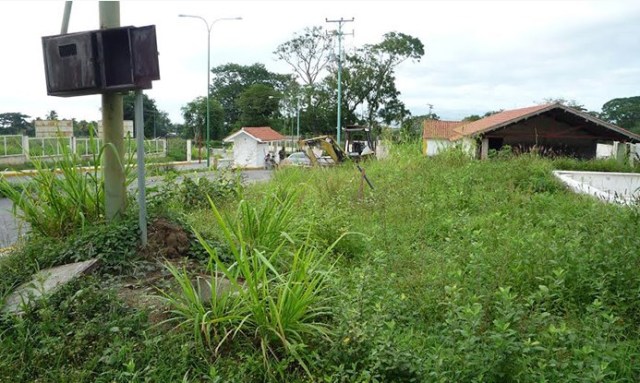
[42, 25, 160, 97]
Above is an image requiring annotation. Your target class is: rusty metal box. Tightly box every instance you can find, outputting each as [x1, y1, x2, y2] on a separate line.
[42, 25, 160, 97]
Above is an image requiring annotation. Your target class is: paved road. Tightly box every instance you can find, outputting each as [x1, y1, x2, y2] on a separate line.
[0, 168, 272, 249]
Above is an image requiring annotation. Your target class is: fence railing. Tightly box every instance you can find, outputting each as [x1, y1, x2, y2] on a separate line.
[0, 135, 24, 157]
[0, 135, 167, 162]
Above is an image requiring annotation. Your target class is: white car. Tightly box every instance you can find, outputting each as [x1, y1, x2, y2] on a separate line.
[281, 152, 311, 167]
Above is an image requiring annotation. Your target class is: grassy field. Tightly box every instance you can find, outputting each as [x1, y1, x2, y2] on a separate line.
[1, 144, 639, 382]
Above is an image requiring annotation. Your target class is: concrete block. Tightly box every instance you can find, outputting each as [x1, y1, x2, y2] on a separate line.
[2, 259, 98, 315]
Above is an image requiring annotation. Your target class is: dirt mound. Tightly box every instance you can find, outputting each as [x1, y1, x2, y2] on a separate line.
[143, 218, 190, 259]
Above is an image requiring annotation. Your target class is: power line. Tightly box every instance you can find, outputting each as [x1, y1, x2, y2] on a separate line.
[326, 17, 354, 145]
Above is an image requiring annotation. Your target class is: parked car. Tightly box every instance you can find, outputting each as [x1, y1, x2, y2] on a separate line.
[280, 152, 311, 167]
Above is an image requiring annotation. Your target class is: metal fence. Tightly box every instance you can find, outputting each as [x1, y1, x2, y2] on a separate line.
[0, 135, 167, 163]
[0, 135, 24, 157]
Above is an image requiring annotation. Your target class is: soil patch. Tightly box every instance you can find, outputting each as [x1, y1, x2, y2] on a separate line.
[143, 218, 191, 260]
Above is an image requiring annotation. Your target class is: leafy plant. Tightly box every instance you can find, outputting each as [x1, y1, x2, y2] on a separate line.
[163, 195, 336, 379]
[0, 135, 134, 238]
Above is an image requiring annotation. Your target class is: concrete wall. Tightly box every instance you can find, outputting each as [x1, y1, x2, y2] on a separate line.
[423, 138, 476, 157]
[97, 120, 134, 138]
[554, 170, 640, 205]
[424, 139, 452, 156]
[231, 133, 262, 168]
[35, 120, 73, 137]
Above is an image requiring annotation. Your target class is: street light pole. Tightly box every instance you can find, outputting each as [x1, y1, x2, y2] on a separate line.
[179, 14, 242, 167]
[326, 17, 354, 145]
[296, 99, 301, 141]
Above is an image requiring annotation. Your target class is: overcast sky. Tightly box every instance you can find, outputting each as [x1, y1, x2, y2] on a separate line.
[1, 0, 639, 125]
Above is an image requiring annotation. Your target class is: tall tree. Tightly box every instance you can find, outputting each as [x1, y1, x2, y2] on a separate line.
[210, 63, 293, 130]
[274, 26, 334, 86]
[539, 97, 587, 112]
[45, 110, 58, 120]
[236, 84, 281, 128]
[181, 96, 224, 141]
[600, 96, 640, 133]
[339, 32, 425, 131]
[0, 112, 31, 134]
[122, 92, 172, 138]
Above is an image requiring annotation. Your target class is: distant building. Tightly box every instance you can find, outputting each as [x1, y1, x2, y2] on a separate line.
[97, 120, 134, 138]
[423, 103, 640, 159]
[35, 120, 73, 138]
[223, 127, 286, 168]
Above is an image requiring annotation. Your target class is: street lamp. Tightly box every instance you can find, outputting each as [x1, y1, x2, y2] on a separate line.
[296, 99, 301, 142]
[179, 14, 242, 167]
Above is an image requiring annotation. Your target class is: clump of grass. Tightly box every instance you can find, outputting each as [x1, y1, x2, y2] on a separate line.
[0, 136, 133, 238]
[163, 192, 337, 379]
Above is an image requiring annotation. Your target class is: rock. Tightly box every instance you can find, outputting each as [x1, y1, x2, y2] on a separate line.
[192, 273, 242, 304]
[2, 259, 98, 315]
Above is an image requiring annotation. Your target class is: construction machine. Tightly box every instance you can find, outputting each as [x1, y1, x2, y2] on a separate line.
[343, 125, 376, 161]
[298, 125, 376, 166]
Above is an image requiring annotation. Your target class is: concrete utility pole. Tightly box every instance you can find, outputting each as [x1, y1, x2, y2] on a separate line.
[326, 17, 354, 145]
[99, 1, 126, 220]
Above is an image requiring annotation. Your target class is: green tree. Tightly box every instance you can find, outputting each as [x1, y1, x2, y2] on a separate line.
[0, 112, 31, 134]
[462, 114, 482, 122]
[600, 96, 640, 133]
[540, 97, 587, 112]
[181, 96, 224, 142]
[45, 110, 58, 120]
[274, 26, 334, 86]
[340, 32, 425, 131]
[122, 92, 173, 138]
[400, 113, 440, 139]
[210, 63, 293, 131]
[236, 84, 281, 128]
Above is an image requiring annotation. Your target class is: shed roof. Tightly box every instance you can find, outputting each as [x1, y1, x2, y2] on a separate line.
[422, 103, 640, 142]
[223, 126, 286, 143]
[422, 120, 466, 139]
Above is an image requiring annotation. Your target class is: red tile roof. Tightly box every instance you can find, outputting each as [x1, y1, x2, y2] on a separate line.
[241, 127, 286, 142]
[451, 104, 554, 140]
[422, 120, 466, 139]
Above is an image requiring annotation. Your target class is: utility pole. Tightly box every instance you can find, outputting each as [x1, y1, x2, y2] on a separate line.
[326, 17, 354, 145]
[99, 1, 126, 220]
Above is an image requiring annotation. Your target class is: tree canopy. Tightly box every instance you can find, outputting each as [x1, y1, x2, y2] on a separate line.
[273, 26, 334, 86]
[210, 63, 293, 132]
[180, 96, 224, 142]
[123, 92, 173, 138]
[0, 112, 31, 135]
[236, 84, 281, 128]
[600, 96, 640, 133]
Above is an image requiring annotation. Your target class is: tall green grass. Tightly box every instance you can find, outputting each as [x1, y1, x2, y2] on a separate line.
[0, 136, 133, 238]
[164, 192, 336, 378]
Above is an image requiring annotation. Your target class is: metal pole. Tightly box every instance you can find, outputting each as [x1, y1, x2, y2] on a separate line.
[337, 30, 342, 144]
[326, 17, 354, 145]
[296, 100, 301, 141]
[206, 26, 211, 167]
[99, 1, 126, 220]
[134, 90, 147, 246]
[61, 1, 73, 34]
[179, 15, 242, 168]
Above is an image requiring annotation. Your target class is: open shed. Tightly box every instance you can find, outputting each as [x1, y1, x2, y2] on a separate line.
[423, 103, 640, 159]
[223, 126, 286, 168]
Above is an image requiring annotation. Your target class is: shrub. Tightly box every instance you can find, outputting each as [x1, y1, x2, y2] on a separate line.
[0, 137, 134, 238]
[163, 195, 336, 379]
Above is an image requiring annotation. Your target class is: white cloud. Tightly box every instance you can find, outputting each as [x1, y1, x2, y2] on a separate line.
[0, 0, 638, 125]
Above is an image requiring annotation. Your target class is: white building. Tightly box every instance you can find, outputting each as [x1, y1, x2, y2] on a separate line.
[223, 127, 286, 168]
